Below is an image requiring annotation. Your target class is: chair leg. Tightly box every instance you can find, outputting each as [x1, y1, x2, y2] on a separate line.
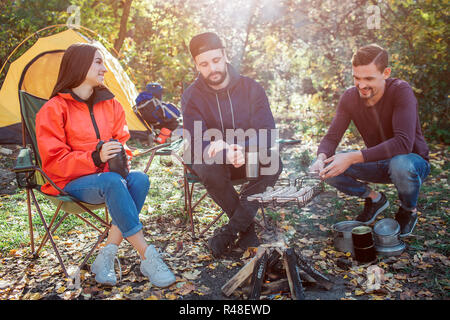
[78, 225, 110, 272]
[36, 202, 63, 257]
[144, 150, 157, 174]
[26, 188, 35, 255]
[191, 191, 208, 212]
[184, 170, 196, 238]
[199, 211, 225, 237]
[105, 206, 109, 224]
[52, 212, 69, 234]
[29, 190, 69, 279]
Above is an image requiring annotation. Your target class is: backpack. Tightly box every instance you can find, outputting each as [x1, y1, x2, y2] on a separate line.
[134, 83, 181, 131]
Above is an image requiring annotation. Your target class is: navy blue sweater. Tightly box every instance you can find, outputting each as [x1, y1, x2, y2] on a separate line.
[181, 64, 276, 161]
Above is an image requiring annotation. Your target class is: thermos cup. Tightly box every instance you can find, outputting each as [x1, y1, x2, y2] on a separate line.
[107, 139, 129, 178]
[245, 151, 259, 180]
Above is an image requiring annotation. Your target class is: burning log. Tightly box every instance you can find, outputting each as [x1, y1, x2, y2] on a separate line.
[221, 247, 266, 297]
[248, 251, 269, 300]
[261, 279, 290, 295]
[282, 248, 305, 300]
[221, 175, 330, 300]
[221, 244, 334, 300]
[295, 248, 334, 290]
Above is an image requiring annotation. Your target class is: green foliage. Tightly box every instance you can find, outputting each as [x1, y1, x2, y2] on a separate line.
[0, 0, 70, 86]
[123, 1, 198, 101]
[373, 0, 449, 143]
[0, 0, 447, 142]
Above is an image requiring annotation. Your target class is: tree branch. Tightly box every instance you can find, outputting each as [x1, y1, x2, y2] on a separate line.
[114, 0, 133, 56]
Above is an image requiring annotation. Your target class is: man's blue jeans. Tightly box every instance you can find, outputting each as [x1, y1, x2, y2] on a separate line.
[324, 153, 430, 211]
[64, 170, 150, 238]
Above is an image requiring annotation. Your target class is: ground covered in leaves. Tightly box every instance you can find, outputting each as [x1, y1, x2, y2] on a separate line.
[0, 124, 448, 300]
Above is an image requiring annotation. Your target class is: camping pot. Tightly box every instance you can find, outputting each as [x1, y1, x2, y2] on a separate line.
[245, 151, 259, 180]
[354, 245, 377, 264]
[373, 218, 402, 247]
[373, 232, 401, 247]
[375, 241, 406, 256]
[351, 226, 374, 248]
[332, 221, 365, 255]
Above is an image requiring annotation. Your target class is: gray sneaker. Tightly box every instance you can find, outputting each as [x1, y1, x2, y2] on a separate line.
[140, 245, 176, 288]
[91, 244, 121, 286]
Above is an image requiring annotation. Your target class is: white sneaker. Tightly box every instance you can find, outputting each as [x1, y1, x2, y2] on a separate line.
[91, 244, 121, 286]
[140, 245, 176, 288]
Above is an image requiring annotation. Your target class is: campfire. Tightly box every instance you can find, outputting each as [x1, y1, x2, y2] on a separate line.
[222, 176, 333, 300]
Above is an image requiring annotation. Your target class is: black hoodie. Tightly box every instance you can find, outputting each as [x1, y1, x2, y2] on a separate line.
[181, 63, 276, 163]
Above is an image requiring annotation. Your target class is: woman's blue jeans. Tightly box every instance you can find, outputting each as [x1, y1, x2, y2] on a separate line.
[64, 170, 150, 238]
[324, 153, 430, 211]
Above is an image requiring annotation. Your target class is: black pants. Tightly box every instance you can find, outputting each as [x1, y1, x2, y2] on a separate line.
[192, 157, 282, 234]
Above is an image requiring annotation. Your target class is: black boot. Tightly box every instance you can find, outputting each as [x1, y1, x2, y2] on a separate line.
[208, 225, 238, 258]
[235, 223, 260, 251]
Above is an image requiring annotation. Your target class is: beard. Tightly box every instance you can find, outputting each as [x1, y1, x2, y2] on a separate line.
[357, 86, 375, 100]
[204, 69, 227, 86]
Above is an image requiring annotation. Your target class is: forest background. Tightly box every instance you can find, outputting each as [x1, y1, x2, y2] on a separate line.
[1, 0, 448, 144]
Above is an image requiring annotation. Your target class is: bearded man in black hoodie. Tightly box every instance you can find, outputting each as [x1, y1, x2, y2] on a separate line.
[181, 32, 282, 257]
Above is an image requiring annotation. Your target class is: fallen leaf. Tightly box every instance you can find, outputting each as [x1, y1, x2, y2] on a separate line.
[176, 282, 195, 295]
[56, 286, 66, 294]
[29, 292, 42, 300]
[355, 290, 365, 296]
[165, 293, 177, 300]
[122, 286, 133, 294]
[182, 269, 201, 280]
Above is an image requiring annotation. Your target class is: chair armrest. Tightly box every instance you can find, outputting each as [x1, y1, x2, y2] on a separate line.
[132, 139, 179, 157]
[13, 148, 36, 173]
[277, 138, 301, 146]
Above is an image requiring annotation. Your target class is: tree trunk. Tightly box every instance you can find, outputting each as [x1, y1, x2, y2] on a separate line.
[233, 0, 257, 72]
[113, 0, 133, 56]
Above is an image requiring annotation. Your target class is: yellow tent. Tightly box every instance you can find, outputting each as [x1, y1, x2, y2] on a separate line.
[0, 27, 147, 144]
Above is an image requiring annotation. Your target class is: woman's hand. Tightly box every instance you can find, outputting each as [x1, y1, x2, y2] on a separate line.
[99, 140, 123, 163]
[127, 153, 131, 171]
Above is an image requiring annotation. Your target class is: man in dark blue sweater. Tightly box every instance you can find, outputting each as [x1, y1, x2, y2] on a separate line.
[309, 44, 430, 237]
[181, 32, 282, 257]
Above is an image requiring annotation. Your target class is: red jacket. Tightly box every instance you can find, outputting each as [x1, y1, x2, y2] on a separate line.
[36, 87, 132, 195]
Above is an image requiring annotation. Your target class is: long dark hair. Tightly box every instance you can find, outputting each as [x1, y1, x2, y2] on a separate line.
[51, 43, 100, 98]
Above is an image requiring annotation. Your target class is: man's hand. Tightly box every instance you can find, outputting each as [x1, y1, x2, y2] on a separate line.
[208, 139, 229, 158]
[226, 144, 245, 168]
[99, 140, 123, 163]
[309, 153, 327, 174]
[319, 151, 363, 180]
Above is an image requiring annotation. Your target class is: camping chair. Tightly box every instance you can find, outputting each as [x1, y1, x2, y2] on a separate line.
[12, 91, 112, 280]
[1, 25, 154, 280]
[136, 136, 301, 239]
[183, 138, 303, 238]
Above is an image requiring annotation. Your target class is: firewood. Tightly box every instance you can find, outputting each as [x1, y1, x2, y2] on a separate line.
[283, 248, 305, 300]
[249, 251, 269, 300]
[221, 247, 266, 296]
[261, 279, 290, 295]
[294, 248, 334, 290]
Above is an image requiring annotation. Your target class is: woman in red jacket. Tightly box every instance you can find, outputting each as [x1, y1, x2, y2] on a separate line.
[36, 43, 175, 287]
